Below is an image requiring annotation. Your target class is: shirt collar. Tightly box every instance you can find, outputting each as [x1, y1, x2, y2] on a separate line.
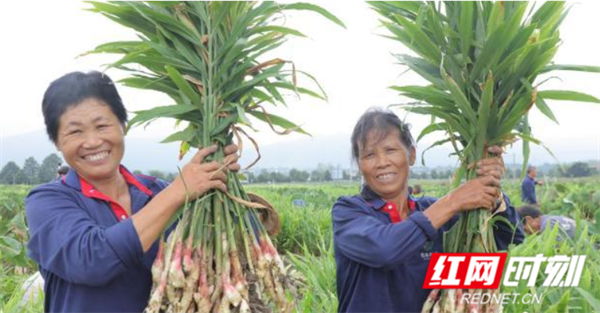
[63, 167, 82, 191]
[62, 165, 154, 198]
[360, 183, 416, 212]
[360, 184, 386, 209]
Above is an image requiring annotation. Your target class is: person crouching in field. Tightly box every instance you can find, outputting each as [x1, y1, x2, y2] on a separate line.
[332, 108, 524, 313]
[518, 205, 576, 240]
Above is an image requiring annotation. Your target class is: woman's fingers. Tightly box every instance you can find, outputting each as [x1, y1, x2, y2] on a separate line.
[479, 175, 501, 188]
[192, 144, 237, 165]
[485, 198, 495, 210]
[178, 144, 241, 199]
[222, 146, 241, 172]
[488, 170, 502, 180]
[209, 170, 228, 183]
[478, 150, 505, 168]
[224, 144, 239, 156]
[207, 180, 227, 193]
[199, 161, 221, 173]
[487, 145, 504, 155]
[477, 166, 504, 179]
[223, 153, 239, 167]
[173, 147, 237, 202]
[484, 186, 498, 197]
[475, 191, 495, 210]
[477, 155, 505, 180]
[228, 162, 241, 172]
[477, 157, 504, 168]
[191, 145, 218, 164]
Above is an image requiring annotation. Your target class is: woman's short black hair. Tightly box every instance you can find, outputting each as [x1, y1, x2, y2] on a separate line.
[351, 108, 414, 163]
[42, 71, 127, 144]
[517, 205, 542, 225]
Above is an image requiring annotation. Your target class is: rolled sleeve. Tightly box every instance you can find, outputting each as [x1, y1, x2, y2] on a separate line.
[408, 211, 437, 240]
[104, 218, 144, 268]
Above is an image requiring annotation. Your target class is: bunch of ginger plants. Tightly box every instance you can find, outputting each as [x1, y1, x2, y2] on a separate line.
[369, 1, 600, 312]
[86, 2, 343, 312]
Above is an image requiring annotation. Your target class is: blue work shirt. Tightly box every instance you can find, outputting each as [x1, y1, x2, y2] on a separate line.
[25, 166, 170, 313]
[521, 175, 538, 204]
[332, 185, 524, 313]
[541, 215, 576, 239]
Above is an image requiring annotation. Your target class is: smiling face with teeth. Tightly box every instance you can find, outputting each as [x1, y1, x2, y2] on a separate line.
[358, 129, 416, 204]
[56, 98, 125, 183]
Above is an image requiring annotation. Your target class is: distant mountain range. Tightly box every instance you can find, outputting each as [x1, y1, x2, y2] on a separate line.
[0, 130, 458, 172]
[1, 129, 596, 172]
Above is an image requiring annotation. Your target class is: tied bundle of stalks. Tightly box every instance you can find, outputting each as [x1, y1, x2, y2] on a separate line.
[369, 2, 600, 312]
[85, 2, 344, 312]
[147, 186, 293, 313]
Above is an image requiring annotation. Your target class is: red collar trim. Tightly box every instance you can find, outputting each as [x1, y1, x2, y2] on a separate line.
[77, 166, 153, 221]
[78, 166, 153, 198]
[408, 198, 416, 211]
[79, 178, 110, 201]
[381, 198, 416, 224]
[119, 166, 153, 196]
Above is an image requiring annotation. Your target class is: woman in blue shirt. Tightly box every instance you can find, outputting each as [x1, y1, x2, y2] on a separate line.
[332, 108, 524, 313]
[25, 71, 240, 312]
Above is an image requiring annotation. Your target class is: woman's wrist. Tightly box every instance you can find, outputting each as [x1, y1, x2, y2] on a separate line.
[439, 193, 462, 214]
[163, 181, 186, 209]
[422, 196, 458, 229]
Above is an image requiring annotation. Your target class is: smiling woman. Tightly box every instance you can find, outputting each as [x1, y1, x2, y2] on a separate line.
[351, 110, 416, 219]
[56, 99, 126, 186]
[332, 108, 525, 313]
[25, 71, 241, 313]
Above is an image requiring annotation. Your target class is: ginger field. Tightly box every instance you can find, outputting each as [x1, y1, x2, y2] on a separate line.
[1, 178, 599, 312]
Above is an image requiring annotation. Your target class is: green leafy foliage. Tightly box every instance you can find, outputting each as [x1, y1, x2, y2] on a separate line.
[85, 1, 342, 154]
[370, 1, 599, 175]
[1, 178, 599, 312]
[368, 2, 600, 273]
[84, 3, 343, 312]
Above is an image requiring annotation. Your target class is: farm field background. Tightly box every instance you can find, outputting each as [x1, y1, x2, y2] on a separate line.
[1, 177, 599, 312]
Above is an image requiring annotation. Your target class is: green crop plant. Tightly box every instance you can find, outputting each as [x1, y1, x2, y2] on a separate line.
[85, 2, 343, 312]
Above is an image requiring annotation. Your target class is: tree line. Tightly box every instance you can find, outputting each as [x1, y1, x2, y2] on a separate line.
[1, 156, 596, 185]
[247, 168, 335, 183]
[131, 168, 341, 184]
[0, 154, 63, 185]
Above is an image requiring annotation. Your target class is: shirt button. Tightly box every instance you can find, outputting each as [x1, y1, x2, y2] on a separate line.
[121, 215, 127, 220]
[388, 205, 393, 210]
[90, 190, 95, 193]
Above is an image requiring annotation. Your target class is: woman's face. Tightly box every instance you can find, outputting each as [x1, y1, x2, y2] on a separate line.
[56, 98, 125, 182]
[358, 129, 415, 201]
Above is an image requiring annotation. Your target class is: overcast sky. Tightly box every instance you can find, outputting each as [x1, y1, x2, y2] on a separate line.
[1, 1, 599, 168]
